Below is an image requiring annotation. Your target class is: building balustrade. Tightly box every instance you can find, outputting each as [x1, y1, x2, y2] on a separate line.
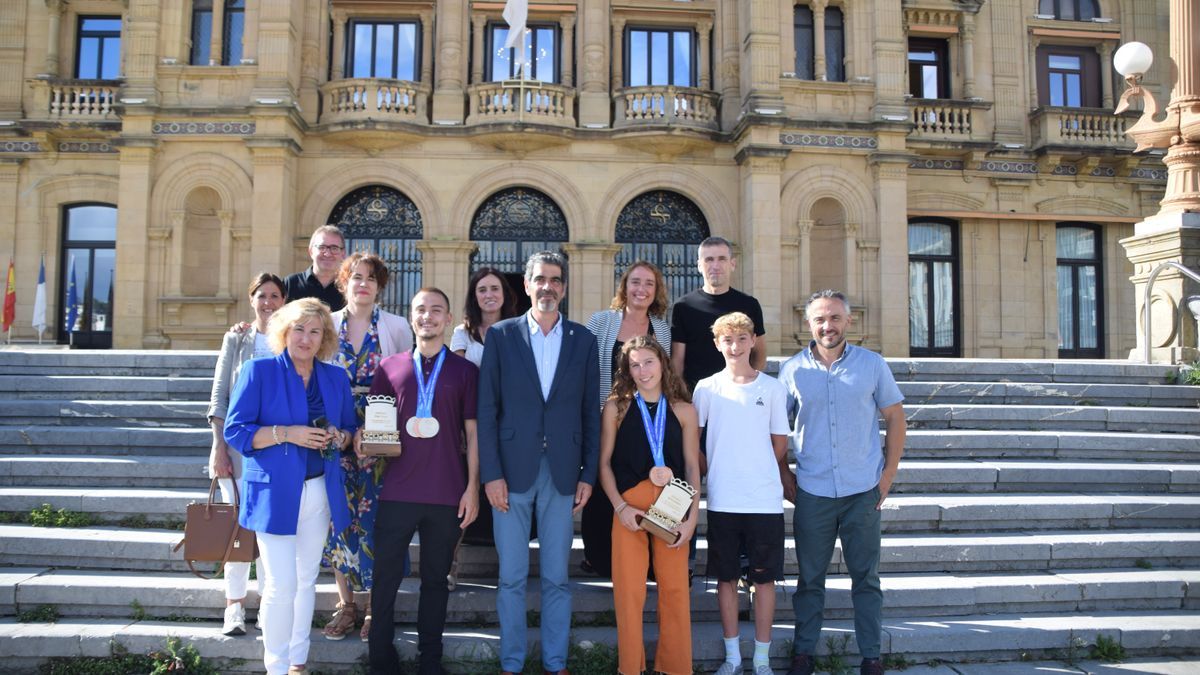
[29, 79, 120, 120]
[319, 78, 428, 124]
[907, 98, 992, 143]
[1031, 106, 1138, 150]
[466, 81, 576, 127]
[614, 85, 720, 131]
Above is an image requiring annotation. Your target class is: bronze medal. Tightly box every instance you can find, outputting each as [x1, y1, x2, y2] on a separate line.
[649, 466, 673, 487]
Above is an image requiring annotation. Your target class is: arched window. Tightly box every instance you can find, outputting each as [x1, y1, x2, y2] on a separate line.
[908, 218, 960, 356]
[614, 190, 709, 303]
[1056, 222, 1104, 358]
[327, 185, 424, 316]
[470, 187, 569, 312]
[60, 203, 117, 348]
[1038, 0, 1099, 21]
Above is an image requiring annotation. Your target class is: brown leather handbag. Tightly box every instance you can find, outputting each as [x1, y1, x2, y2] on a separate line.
[173, 477, 258, 580]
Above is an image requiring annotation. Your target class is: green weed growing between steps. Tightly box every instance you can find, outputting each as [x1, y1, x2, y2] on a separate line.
[28, 504, 100, 528]
[1180, 361, 1200, 386]
[1090, 634, 1126, 662]
[17, 604, 59, 622]
[38, 637, 217, 675]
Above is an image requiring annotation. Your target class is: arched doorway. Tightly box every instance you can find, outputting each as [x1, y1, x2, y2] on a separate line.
[327, 185, 423, 317]
[470, 187, 569, 315]
[614, 190, 708, 303]
[59, 203, 116, 348]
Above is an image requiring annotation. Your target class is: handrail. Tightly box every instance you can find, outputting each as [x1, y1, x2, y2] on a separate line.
[1141, 261, 1200, 363]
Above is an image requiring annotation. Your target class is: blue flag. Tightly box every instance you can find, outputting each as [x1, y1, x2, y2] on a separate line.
[65, 256, 79, 334]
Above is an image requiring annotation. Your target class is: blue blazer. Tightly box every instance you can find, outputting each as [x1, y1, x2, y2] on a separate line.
[224, 350, 355, 536]
[477, 314, 601, 496]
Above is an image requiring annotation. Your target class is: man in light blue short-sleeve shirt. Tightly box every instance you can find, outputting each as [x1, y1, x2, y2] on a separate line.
[777, 290, 906, 675]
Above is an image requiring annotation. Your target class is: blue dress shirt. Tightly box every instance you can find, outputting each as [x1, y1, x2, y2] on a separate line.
[777, 343, 904, 499]
[527, 311, 563, 401]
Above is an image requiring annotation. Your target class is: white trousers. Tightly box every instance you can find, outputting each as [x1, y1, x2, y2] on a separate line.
[217, 477, 256, 600]
[256, 477, 331, 675]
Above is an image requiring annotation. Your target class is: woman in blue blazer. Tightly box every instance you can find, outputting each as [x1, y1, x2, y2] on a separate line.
[225, 297, 356, 675]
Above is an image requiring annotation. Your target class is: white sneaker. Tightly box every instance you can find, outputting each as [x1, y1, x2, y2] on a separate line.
[222, 602, 246, 636]
[715, 663, 742, 675]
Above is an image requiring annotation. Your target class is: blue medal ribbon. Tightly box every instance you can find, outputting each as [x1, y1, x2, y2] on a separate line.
[412, 347, 447, 418]
[635, 392, 667, 468]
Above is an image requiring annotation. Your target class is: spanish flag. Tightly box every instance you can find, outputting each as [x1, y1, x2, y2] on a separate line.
[2, 260, 14, 334]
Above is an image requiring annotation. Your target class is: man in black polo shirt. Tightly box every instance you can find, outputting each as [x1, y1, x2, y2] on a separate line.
[283, 225, 348, 311]
[671, 236, 767, 390]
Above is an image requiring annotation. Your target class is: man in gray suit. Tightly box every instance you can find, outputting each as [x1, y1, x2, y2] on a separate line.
[477, 251, 600, 675]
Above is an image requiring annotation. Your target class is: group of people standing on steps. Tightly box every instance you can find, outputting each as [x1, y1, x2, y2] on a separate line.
[204, 225, 907, 675]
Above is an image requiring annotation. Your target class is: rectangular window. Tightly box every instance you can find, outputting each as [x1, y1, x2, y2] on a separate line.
[76, 17, 122, 80]
[626, 28, 694, 87]
[488, 23, 558, 82]
[825, 7, 845, 82]
[348, 20, 419, 80]
[794, 7, 814, 80]
[1037, 45, 1100, 107]
[190, 1, 213, 65]
[223, 0, 245, 65]
[908, 38, 948, 99]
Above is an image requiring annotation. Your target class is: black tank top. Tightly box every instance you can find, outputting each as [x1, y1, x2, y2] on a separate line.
[611, 398, 685, 494]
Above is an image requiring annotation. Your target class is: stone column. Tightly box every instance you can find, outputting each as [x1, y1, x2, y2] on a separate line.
[717, 0, 740, 128]
[610, 17, 626, 91]
[1098, 42, 1114, 109]
[217, 210, 233, 297]
[253, 0, 301, 98]
[246, 139, 298, 290]
[121, 0, 160, 100]
[331, 11, 347, 79]
[797, 219, 814, 301]
[209, 0, 226, 66]
[168, 210, 185, 296]
[1028, 35, 1042, 109]
[578, 0, 610, 126]
[698, 19, 712, 89]
[242, 0, 259, 64]
[843, 222, 859, 299]
[415, 240, 478, 324]
[471, 14, 486, 84]
[871, 155, 911, 356]
[869, 0, 908, 118]
[735, 146, 789, 355]
[562, 243, 622, 322]
[113, 138, 158, 349]
[812, 0, 827, 81]
[420, 11, 435, 85]
[432, 0, 466, 123]
[738, 0, 784, 110]
[42, 0, 64, 77]
[962, 14, 977, 99]
[560, 15, 575, 88]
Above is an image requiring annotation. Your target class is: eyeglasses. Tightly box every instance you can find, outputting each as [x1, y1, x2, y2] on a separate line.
[314, 244, 344, 254]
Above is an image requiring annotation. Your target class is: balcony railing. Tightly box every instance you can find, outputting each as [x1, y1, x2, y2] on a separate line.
[907, 98, 992, 142]
[319, 78, 428, 124]
[28, 79, 120, 120]
[614, 86, 720, 131]
[466, 81, 576, 127]
[1031, 107, 1137, 150]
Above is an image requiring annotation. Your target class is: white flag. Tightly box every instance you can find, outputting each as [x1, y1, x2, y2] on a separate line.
[503, 0, 529, 75]
[32, 255, 46, 337]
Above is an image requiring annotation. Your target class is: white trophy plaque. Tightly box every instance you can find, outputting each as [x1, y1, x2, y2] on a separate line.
[636, 477, 697, 544]
[361, 395, 402, 457]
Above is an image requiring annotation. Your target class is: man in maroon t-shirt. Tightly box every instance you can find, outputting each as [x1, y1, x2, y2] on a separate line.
[361, 287, 480, 675]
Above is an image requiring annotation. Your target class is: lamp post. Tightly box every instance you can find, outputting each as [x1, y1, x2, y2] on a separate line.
[1115, 1, 1200, 363]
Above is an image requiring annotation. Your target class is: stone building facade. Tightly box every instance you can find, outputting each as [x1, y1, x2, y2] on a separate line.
[0, 0, 1171, 356]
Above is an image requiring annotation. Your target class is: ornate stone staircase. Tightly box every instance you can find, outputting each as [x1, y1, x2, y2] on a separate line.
[0, 350, 1198, 672]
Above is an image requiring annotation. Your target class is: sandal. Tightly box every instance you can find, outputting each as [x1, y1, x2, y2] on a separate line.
[322, 601, 357, 641]
[360, 614, 371, 642]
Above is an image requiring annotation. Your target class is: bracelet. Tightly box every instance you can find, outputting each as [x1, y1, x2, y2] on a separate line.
[271, 425, 281, 445]
[615, 501, 628, 514]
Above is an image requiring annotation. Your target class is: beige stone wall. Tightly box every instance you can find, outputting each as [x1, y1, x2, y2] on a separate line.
[0, 0, 1172, 359]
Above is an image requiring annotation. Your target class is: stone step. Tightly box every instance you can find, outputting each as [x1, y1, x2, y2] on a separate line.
[0, 426, 209, 455]
[7, 455, 1195, 494]
[1, 611, 1198, 673]
[5, 487, 1197, 534]
[0, 350, 217, 378]
[0, 375, 212, 401]
[0, 400, 210, 428]
[883, 358, 1181, 385]
[2, 524, 1195, 576]
[897, 380, 1200, 407]
[904, 404, 1200, 434]
[4, 567, 1198, 625]
[904, 429, 1200, 462]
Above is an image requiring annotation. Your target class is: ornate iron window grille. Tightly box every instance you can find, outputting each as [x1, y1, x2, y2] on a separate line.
[327, 185, 424, 317]
[614, 190, 709, 305]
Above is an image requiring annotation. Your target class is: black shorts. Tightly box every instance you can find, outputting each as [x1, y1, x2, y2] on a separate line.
[705, 510, 784, 583]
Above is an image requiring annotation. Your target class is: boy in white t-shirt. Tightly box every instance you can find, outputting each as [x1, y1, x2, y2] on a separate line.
[693, 312, 791, 675]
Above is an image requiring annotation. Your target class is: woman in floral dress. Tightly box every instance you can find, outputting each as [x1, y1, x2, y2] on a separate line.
[324, 252, 413, 641]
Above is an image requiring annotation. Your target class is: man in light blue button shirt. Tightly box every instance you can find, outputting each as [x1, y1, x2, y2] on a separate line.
[777, 290, 906, 675]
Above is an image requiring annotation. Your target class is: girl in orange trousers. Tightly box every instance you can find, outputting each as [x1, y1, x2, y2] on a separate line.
[599, 336, 701, 675]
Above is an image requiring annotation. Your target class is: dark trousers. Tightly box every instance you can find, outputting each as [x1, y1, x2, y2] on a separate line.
[580, 491, 613, 577]
[369, 500, 461, 675]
